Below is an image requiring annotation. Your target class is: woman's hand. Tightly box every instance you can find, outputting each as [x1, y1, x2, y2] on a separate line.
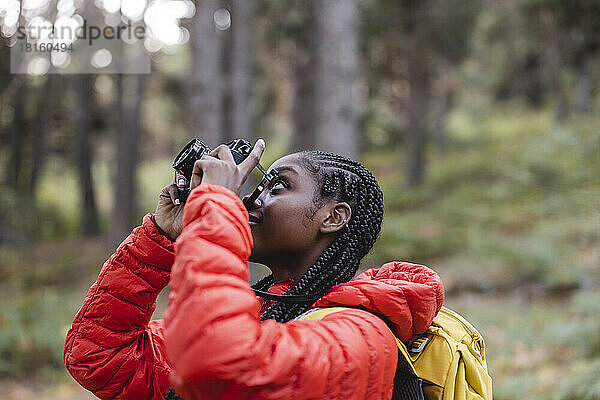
[191, 139, 265, 196]
[154, 178, 184, 240]
[154, 139, 264, 239]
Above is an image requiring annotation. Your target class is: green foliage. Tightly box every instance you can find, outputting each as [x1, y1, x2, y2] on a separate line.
[138, 158, 179, 218]
[360, 0, 481, 62]
[363, 106, 599, 293]
[546, 291, 600, 358]
[35, 170, 80, 239]
[0, 287, 76, 377]
[448, 288, 600, 400]
[0, 186, 28, 245]
[371, 104, 598, 400]
[553, 359, 600, 400]
[0, 240, 105, 379]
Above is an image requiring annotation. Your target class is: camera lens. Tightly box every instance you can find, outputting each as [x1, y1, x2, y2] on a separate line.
[173, 139, 198, 170]
[172, 139, 211, 180]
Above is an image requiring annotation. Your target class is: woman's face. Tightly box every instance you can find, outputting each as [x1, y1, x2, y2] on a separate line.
[246, 153, 325, 265]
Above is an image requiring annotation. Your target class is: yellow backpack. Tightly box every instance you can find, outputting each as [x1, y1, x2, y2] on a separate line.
[298, 306, 493, 400]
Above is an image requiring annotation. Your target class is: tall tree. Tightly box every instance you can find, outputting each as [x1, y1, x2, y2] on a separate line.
[73, 75, 99, 236]
[292, 0, 317, 151]
[430, 61, 455, 154]
[1, 75, 55, 243]
[187, 0, 225, 147]
[5, 83, 24, 190]
[314, 0, 359, 158]
[230, 0, 254, 142]
[521, 0, 600, 119]
[29, 75, 55, 196]
[111, 74, 145, 244]
[0, 81, 27, 245]
[362, 0, 479, 186]
[405, 10, 432, 187]
[538, 7, 569, 122]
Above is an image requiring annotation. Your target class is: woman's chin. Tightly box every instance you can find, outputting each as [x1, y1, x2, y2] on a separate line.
[249, 247, 262, 264]
[249, 231, 264, 263]
[249, 246, 271, 266]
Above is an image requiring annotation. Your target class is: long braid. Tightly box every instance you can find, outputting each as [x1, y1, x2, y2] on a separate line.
[251, 274, 275, 291]
[259, 151, 384, 323]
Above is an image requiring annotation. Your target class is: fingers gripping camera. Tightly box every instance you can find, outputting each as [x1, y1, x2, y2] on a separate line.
[172, 138, 277, 210]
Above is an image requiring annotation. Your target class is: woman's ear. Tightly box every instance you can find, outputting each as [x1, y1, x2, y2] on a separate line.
[320, 202, 352, 234]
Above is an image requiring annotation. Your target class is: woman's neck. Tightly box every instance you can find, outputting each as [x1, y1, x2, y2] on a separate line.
[268, 256, 310, 282]
[267, 239, 332, 282]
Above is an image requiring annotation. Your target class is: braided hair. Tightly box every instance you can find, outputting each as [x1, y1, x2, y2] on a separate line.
[252, 151, 384, 323]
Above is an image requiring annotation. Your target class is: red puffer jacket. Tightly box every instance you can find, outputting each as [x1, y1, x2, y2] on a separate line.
[64, 184, 444, 400]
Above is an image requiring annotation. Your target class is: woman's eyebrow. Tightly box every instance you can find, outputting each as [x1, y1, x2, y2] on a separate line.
[270, 166, 298, 175]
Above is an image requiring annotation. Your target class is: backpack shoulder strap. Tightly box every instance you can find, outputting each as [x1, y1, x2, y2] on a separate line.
[297, 307, 419, 377]
[297, 307, 425, 400]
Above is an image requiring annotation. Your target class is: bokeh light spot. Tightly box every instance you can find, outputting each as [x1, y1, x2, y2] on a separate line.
[27, 56, 50, 75]
[213, 8, 230, 31]
[91, 48, 113, 68]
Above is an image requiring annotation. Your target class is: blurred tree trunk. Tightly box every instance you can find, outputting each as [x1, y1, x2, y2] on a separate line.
[540, 8, 569, 122]
[230, 0, 258, 194]
[1, 83, 27, 245]
[405, 10, 431, 188]
[29, 75, 55, 196]
[221, 14, 232, 142]
[187, 0, 224, 147]
[406, 65, 429, 187]
[293, 0, 317, 151]
[431, 62, 454, 155]
[5, 83, 24, 190]
[575, 64, 592, 114]
[112, 74, 144, 244]
[314, 0, 359, 158]
[431, 90, 451, 155]
[230, 0, 253, 142]
[73, 75, 99, 236]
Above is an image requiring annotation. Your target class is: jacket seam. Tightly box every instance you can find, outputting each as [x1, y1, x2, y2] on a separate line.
[64, 259, 110, 363]
[65, 323, 171, 396]
[92, 285, 153, 315]
[321, 323, 353, 398]
[65, 228, 168, 366]
[129, 230, 174, 275]
[91, 345, 171, 395]
[353, 311, 394, 399]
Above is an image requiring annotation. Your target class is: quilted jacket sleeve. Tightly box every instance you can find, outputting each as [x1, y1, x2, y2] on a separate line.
[64, 214, 174, 400]
[164, 184, 399, 400]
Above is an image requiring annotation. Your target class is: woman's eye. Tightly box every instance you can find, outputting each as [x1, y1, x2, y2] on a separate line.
[271, 179, 286, 191]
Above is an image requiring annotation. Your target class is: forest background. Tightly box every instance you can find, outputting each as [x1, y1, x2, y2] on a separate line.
[0, 0, 598, 399]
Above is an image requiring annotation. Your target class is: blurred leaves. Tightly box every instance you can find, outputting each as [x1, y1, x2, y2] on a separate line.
[0, 239, 108, 379]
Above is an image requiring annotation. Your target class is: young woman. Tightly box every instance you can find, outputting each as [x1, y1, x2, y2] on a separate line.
[64, 140, 444, 400]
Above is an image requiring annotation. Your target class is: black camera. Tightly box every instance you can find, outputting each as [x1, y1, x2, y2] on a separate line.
[172, 138, 277, 209]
